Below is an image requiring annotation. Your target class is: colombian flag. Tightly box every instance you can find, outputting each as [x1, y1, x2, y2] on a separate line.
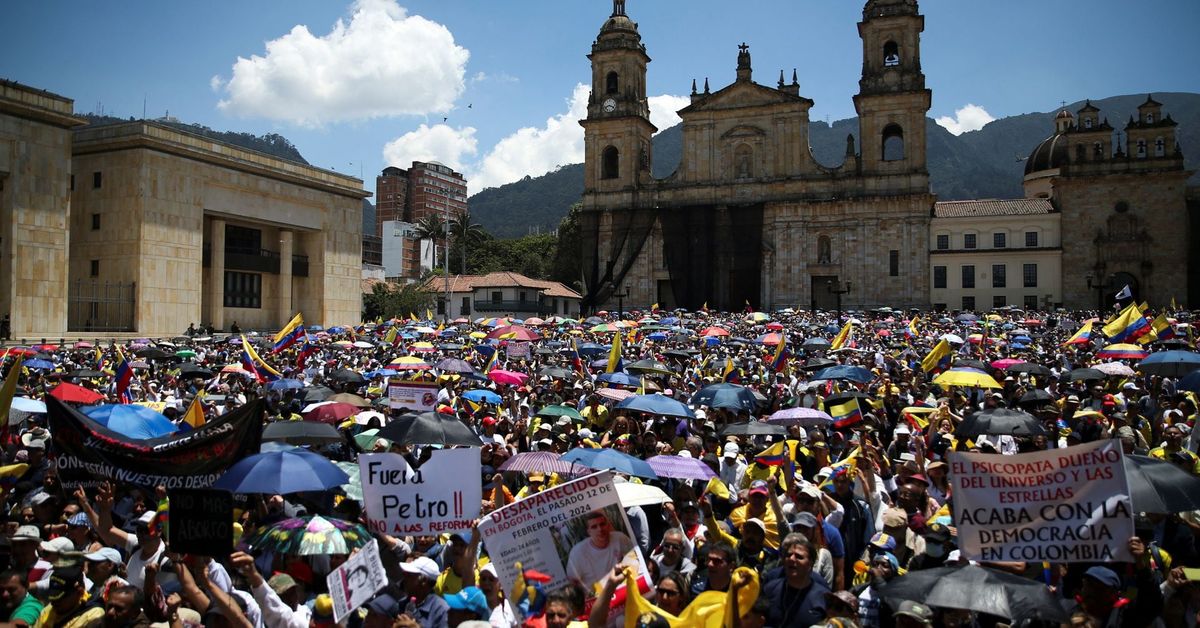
[830, 322, 853, 351]
[1062, 321, 1093, 346]
[114, 347, 134, 403]
[606, 333, 623, 374]
[770, 334, 788, 373]
[920, 339, 953, 373]
[829, 399, 864, 429]
[905, 315, 920, 340]
[271, 312, 305, 354]
[721, 358, 738, 383]
[1103, 304, 1152, 344]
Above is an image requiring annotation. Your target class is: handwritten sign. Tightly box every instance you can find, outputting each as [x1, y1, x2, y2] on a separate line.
[168, 489, 233, 557]
[359, 449, 481, 535]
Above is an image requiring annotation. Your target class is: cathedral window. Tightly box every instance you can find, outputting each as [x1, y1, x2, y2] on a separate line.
[1084, 118, 1093, 129]
[606, 72, 619, 95]
[1145, 113, 1154, 124]
[1155, 137, 1165, 157]
[883, 41, 900, 66]
[1136, 139, 1146, 159]
[817, 236, 832, 264]
[1093, 142, 1103, 158]
[882, 124, 905, 161]
[601, 146, 619, 179]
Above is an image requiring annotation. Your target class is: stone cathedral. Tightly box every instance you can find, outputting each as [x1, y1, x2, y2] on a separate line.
[579, 0, 935, 312]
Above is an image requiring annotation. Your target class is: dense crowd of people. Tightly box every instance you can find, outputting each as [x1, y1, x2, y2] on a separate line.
[1, 303, 1199, 628]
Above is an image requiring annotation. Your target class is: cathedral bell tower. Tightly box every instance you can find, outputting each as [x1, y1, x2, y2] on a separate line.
[852, 0, 931, 183]
[581, 0, 657, 193]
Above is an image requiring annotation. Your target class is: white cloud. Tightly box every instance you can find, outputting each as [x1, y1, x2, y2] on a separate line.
[209, 75, 224, 92]
[464, 83, 591, 192]
[215, 0, 469, 126]
[936, 103, 995, 135]
[648, 94, 689, 133]
[381, 123, 478, 171]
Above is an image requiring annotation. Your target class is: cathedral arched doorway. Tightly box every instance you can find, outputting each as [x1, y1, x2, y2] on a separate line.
[1110, 272, 1139, 307]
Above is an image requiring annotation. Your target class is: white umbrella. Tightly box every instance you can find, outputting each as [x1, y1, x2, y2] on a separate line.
[11, 397, 46, 413]
[351, 410, 386, 425]
[940, 333, 965, 344]
[352, 341, 374, 348]
[1093, 361, 1136, 377]
[614, 481, 671, 508]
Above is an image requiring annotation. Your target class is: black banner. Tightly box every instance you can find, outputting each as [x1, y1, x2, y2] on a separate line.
[48, 397, 264, 490]
[168, 489, 234, 557]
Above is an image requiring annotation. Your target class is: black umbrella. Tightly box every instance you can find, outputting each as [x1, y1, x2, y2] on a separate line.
[328, 369, 366, 385]
[135, 347, 171, 360]
[538, 366, 574, 380]
[1006, 363, 1051, 376]
[661, 350, 692, 362]
[802, 338, 831, 349]
[720, 421, 787, 437]
[1017, 389, 1053, 405]
[177, 364, 214, 379]
[876, 563, 1066, 623]
[1067, 367, 1106, 382]
[1124, 454, 1200, 513]
[66, 369, 105, 379]
[262, 421, 345, 446]
[954, 359, 988, 371]
[800, 357, 837, 371]
[301, 385, 336, 403]
[691, 383, 759, 412]
[956, 407, 1045, 438]
[626, 359, 674, 376]
[377, 412, 482, 447]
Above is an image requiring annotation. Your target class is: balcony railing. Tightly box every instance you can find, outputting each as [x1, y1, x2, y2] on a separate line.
[203, 246, 312, 276]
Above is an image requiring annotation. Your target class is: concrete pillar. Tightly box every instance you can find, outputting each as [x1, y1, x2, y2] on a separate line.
[209, 218, 225, 330]
[278, 229, 293, 325]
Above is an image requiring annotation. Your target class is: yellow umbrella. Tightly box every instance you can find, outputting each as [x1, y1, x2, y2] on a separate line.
[932, 369, 1002, 389]
[469, 331, 487, 339]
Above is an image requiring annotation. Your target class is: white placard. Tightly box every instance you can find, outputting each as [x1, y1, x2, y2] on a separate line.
[327, 539, 386, 623]
[388, 382, 439, 411]
[359, 449, 481, 535]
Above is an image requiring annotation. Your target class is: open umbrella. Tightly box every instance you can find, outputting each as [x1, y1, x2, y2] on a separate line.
[462, 389, 502, 405]
[134, 347, 171, 360]
[435, 358, 475, 373]
[811, 365, 875, 383]
[243, 515, 371, 556]
[626, 359, 674, 376]
[213, 449, 349, 494]
[766, 407, 833, 427]
[1095, 343, 1149, 360]
[178, 364, 214, 379]
[596, 387, 635, 402]
[327, 369, 366, 385]
[956, 407, 1045, 438]
[1124, 454, 1200, 513]
[1005, 363, 1051, 376]
[301, 386, 336, 403]
[614, 482, 672, 508]
[721, 421, 787, 437]
[487, 325, 540, 341]
[1067, 367, 1106, 382]
[876, 563, 1066, 623]
[266, 378, 306, 392]
[595, 372, 640, 388]
[327, 393, 370, 408]
[82, 405, 180, 440]
[66, 369, 106, 379]
[24, 359, 55, 370]
[536, 405, 584, 422]
[1017, 389, 1054, 406]
[801, 338, 831, 350]
[1138, 350, 1200, 377]
[487, 370, 528, 386]
[262, 421, 344, 446]
[646, 455, 717, 481]
[377, 412, 482, 447]
[616, 393, 695, 419]
[303, 402, 360, 424]
[933, 368, 1002, 389]
[1092, 361, 1136, 377]
[497, 451, 577, 476]
[537, 366, 574, 380]
[560, 448, 657, 480]
[691, 383, 759, 412]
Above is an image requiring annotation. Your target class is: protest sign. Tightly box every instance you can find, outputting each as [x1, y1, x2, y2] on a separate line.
[478, 471, 649, 602]
[47, 397, 264, 490]
[507, 342, 530, 358]
[949, 438, 1133, 563]
[168, 489, 233, 557]
[359, 449, 481, 535]
[388, 381, 439, 411]
[327, 539, 386, 623]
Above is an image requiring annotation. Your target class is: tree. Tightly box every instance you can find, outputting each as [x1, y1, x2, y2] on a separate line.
[362, 282, 433, 321]
[413, 215, 447, 272]
[448, 214, 487, 274]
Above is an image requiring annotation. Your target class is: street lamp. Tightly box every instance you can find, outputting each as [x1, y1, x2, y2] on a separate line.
[827, 279, 851, 322]
[1085, 273, 1109, 313]
[431, 185, 454, 322]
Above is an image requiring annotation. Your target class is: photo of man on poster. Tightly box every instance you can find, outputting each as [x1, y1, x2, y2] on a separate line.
[565, 509, 638, 590]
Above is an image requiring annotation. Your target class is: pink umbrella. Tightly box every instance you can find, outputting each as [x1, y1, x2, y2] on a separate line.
[766, 407, 833, 427]
[497, 451, 577, 476]
[487, 326, 540, 341]
[990, 358, 1026, 370]
[765, 322, 784, 331]
[646, 455, 717, 481]
[876, 329, 891, 337]
[700, 326, 730, 337]
[487, 370, 529, 386]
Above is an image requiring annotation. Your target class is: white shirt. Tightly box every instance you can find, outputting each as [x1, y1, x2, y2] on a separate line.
[565, 531, 635, 589]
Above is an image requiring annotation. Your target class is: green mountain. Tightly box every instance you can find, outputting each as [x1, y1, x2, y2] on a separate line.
[469, 92, 1200, 238]
[78, 113, 309, 165]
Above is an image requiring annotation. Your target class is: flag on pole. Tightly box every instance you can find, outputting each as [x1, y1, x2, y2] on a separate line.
[905, 315, 920, 340]
[484, 348, 500, 373]
[1114, 285, 1132, 301]
[296, 332, 319, 369]
[1102, 303, 1153, 344]
[114, 347, 134, 403]
[721, 358, 739, 383]
[182, 396, 205, 430]
[271, 313, 305, 353]
[0, 354, 25, 445]
[830, 321, 853, 351]
[384, 326, 399, 346]
[606, 333, 623, 374]
[770, 333, 788, 373]
[1062, 321, 1093, 346]
[241, 336, 283, 381]
[920, 339, 953, 373]
[829, 399, 864, 429]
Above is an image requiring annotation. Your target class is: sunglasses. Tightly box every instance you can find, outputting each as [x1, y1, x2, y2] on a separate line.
[655, 587, 680, 597]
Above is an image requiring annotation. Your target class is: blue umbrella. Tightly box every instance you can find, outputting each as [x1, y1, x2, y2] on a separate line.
[307, 325, 324, 331]
[811, 365, 875, 383]
[691, 383, 759, 412]
[326, 326, 346, 334]
[473, 345, 497, 359]
[596, 372, 640, 387]
[1138, 350, 1200, 378]
[560, 447, 658, 480]
[616, 393, 696, 418]
[576, 343, 607, 357]
[11, 397, 47, 414]
[1012, 335, 1032, 343]
[647, 332, 668, 342]
[24, 359, 56, 370]
[82, 404, 180, 440]
[660, 317, 680, 325]
[213, 449, 349, 494]
[365, 369, 399, 378]
[266, 378, 306, 392]
[1180, 370, 1200, 394]
[462, 389, 502, 404]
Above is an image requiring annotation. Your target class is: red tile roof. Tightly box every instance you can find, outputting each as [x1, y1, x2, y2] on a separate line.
[424, 272, 582, 299]
[933, 198, 1055, 218]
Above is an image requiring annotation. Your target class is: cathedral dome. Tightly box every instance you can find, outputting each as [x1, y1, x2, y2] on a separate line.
[1024, 133, 1068, 176]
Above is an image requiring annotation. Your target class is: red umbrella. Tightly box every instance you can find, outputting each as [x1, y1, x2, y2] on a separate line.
[765, 322, 784, 331]
[487, 325, 540, 341]
[303, 402, 360, 425]
[50, 382, 105, 404]
[877, 329, 891, 337]
[700, 326, 730, 337]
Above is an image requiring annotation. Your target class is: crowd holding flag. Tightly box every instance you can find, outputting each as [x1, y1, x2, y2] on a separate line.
[920, 338, 953, 373]
[1103, 302, 1153, 343]
[828, 398, 864, 429]
[830, 320, 853, 350]
[1062, 320, 1094, 346]
[606, 331, 623, 374]
[271, 312, 305, 354]
[113, 347, 134, 403]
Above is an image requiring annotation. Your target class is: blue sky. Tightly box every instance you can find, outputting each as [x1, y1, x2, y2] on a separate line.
[5, 0, 1198, 194]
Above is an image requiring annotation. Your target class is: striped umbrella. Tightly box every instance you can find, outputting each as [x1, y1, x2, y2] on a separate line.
[1096, 343, 1149, 360]
[497, 451, 577, 476]
[646, 455, 717, 481]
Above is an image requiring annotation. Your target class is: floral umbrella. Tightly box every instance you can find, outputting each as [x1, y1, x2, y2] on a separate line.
[243, 515, 371, 556]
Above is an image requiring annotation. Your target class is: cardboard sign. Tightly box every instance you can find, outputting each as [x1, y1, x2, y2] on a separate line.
[506, 342, 530, 358]
[388, 382, 439, 411]
[167, 489, 233, 557]
[478, 471, 649, 601]
[950, 439, 1134, 563]
[359, 449, 481, 535]
[327, 539, 386, 623]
